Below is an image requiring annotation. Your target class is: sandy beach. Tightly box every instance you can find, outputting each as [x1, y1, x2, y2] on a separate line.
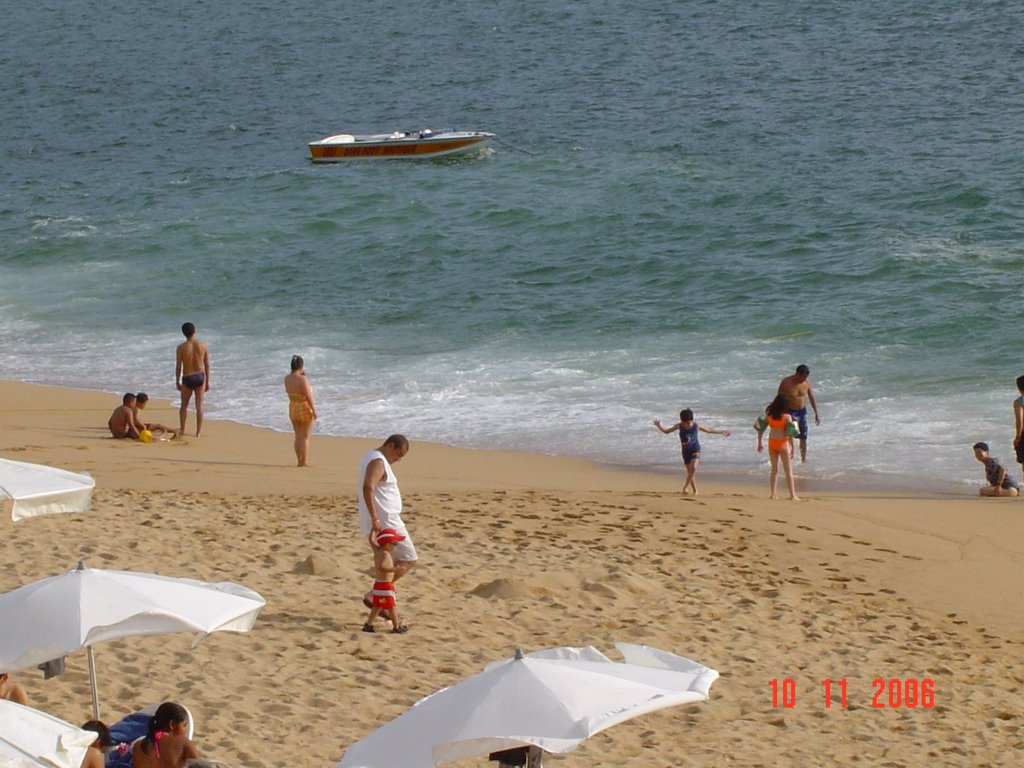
[1, 379, 1021, 767]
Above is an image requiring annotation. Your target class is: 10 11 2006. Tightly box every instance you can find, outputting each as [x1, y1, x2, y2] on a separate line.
[769, 678, 936, 709]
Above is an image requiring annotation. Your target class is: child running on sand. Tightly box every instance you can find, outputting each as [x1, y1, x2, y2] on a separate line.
[757, 395, 801, 500]
[654, 408, 731, 494]
[362, 528, 410, 634]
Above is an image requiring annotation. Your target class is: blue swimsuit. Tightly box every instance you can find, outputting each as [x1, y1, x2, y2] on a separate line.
[679, 423, 700, 465]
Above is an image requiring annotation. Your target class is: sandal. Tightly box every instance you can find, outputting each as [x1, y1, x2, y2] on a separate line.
[361, 623, 375, 633]
[392, 625, 409, 634]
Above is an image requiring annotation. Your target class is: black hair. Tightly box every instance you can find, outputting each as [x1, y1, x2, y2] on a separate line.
[122, 393, 136, 405]
[81, 720, 112, 748]
[766, 394, 790, 419]
[973, 442, 989, 452]
[796, 364, 810, 375]
[181, 322, 196, 338]
[135, 392, 149, 404]
[139, 702, 189, 755]
[1017, 375, 1024, 391]
[291, 355, 304, 372]
[679, 408, 694, 422]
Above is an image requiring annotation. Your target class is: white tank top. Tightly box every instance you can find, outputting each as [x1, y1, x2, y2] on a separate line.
[357, 449, 404, 534]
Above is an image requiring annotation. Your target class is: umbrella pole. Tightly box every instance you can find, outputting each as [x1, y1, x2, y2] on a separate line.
[87, 645, 100, 720]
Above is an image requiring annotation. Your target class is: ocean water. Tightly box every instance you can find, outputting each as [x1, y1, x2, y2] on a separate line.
[2, 0, 1022, 491]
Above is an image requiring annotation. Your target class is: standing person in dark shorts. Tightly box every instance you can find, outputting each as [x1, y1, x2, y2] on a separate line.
[1013, 375, 1024, 483]
[777, 364, 821, 463]
[654, 408, 731, 495]
[175, 322, 210, 437]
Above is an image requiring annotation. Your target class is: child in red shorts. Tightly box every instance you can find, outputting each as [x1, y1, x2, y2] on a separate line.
[362, 528, 409, 634]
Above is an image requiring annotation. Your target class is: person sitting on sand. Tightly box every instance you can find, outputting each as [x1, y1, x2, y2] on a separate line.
[362, 528, 409, 634]
[757, 395, 801, 501]
[108, 393, 146, 439]
[0, 671, 28, 705]
[133, 393, 179, 439]
[131, 702, 199, 768]
[972, 442, 1020, 498]
[81, 720, 112, 768]
[653, 408, 730, 495]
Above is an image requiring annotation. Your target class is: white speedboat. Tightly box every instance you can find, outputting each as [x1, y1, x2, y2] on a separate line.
[309, 128, 494, 161]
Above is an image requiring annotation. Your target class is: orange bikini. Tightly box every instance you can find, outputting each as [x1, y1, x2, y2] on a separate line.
[766, 415, 791, 453]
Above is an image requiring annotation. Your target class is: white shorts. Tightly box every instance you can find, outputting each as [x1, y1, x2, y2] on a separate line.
[391, 534, 418, 563]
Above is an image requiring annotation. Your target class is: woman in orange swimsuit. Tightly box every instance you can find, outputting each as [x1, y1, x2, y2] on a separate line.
[284, 355, 317, 467]
[757, 395, 801, 500]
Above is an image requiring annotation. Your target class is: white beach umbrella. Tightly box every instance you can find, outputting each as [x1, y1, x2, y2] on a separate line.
[336, 643, 719, 768]
[0, 458, 94, 522]
[0, 563, 265, 720]
[0, 698, 96, 768]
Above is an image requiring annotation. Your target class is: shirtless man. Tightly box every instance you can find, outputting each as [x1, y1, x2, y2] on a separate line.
[777, 364, 821, 462]
[108, 393, 145, 439]
[175, 322, 210, 437]
[0, 671, 29, 705]
[1013, 375, 1024, 483]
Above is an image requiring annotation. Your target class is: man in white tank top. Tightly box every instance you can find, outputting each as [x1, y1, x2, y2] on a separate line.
[358, 435, 416, 614]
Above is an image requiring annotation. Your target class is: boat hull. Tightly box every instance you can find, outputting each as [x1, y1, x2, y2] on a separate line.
[309, 130, 493, 162]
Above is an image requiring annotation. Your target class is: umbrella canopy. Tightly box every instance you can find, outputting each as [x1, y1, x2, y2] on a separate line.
[0, 458, 94, 522]
[0, 563, 266, 719]
[0, 699, 96, 768]
[337, 643, 719, 768]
